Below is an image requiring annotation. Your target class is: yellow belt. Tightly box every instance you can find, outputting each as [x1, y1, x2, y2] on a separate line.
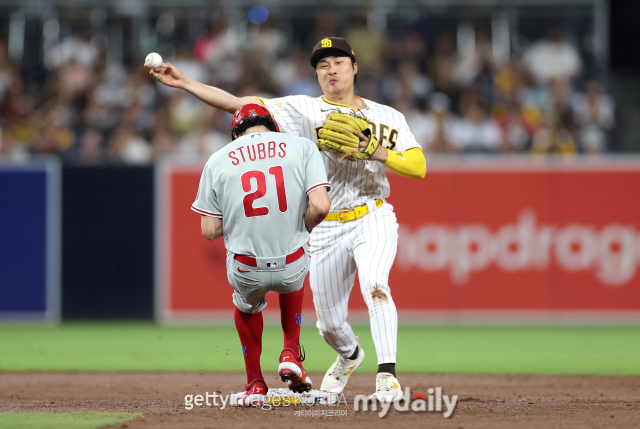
[324, 199, 384, 223]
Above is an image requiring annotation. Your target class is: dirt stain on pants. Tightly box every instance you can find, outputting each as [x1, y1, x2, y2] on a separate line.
[370, 284, 388, 304]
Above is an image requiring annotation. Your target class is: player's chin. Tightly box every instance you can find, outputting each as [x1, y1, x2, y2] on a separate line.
[324, 83, 342, 94]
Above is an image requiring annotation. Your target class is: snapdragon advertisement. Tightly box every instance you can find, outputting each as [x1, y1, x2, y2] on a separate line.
[157, 158, 640, 321]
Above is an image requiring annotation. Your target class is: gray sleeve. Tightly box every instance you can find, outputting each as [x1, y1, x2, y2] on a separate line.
[191, 162, 222, 217]
[303, 138, 331, 194]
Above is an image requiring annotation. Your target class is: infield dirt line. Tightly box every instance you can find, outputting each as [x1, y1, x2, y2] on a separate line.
[1, 373, 639, 428]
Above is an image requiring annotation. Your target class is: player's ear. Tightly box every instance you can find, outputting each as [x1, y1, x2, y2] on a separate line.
[352, 61, 358, 85]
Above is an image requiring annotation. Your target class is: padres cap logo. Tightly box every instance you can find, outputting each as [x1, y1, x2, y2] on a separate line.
[310, 37, 356, 67]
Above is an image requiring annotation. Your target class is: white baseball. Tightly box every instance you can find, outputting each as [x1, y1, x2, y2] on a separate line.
[145, 52, 163, 70]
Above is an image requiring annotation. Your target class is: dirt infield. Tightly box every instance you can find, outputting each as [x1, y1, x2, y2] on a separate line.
[1, 373, 639, 428]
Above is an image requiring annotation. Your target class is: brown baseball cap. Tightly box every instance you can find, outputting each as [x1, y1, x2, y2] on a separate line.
[310, 37, 356, 68]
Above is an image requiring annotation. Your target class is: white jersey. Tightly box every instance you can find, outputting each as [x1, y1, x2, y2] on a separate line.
[257, 95, 421, 210]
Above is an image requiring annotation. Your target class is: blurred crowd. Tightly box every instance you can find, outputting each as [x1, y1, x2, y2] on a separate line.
[0, 11, 615, 164]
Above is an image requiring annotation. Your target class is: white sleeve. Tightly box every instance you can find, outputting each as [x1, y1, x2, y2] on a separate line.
[393, 111, 422, 152]
[255, 96, 305, 136]
[303, 138, 330, 194]
[191, 162, 222, 218]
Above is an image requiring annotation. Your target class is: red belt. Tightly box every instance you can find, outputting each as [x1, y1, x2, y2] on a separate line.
[234, 247, 304, 267]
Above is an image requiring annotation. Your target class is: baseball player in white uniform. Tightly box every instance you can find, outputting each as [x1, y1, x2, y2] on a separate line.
[152, 36, 426, 402]
[192, 103, 331, 406]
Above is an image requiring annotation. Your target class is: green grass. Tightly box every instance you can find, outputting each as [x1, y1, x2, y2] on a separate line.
[0, 412, 140, 429]
[0, 323, 638, 375]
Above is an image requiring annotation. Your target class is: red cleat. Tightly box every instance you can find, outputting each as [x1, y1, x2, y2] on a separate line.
[236, 378, 268, 407]
[278, 346, 312, 393]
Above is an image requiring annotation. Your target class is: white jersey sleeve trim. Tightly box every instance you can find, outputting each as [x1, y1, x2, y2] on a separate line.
[306, 182, 331, 194]
[191, 205, 222, 218]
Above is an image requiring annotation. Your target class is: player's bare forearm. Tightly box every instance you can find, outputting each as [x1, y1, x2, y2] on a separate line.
[185, 79, 257, 114]
[369, 145, 389, 162]
[201, 215, 223, 240]
[150, 62, 255, 114]
[305, 187, 331, 232]
[304, 207, 327, 232]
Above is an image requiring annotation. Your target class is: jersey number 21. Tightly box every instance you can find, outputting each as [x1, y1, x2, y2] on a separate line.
[241, 166, 287, 217]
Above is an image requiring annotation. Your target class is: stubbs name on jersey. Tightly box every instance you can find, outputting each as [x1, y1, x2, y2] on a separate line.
[228, 140, 287, 166]
[315, 118, 398, 151]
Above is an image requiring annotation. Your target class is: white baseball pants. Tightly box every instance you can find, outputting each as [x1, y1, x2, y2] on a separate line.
[309, 201, 399, 365]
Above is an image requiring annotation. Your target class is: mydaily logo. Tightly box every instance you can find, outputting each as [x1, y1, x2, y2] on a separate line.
[354, 387, 457, 418]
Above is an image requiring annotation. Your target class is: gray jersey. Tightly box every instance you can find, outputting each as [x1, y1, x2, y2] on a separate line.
[192, 131, 330, 257]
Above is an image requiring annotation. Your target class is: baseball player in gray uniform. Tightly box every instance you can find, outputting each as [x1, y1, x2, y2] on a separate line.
[192, 103, 331, 406]
[152, 37, 426, 403]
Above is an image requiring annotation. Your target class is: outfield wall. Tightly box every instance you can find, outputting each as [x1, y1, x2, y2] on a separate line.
[156, 156, 640, 322]
[62, 166, 154, 319]
[0, 158, 61, 321]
